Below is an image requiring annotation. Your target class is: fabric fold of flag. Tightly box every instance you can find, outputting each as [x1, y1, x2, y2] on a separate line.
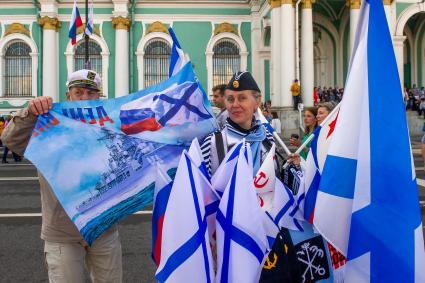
[215, 142, 268, 283]
[155, 151, 215, 283]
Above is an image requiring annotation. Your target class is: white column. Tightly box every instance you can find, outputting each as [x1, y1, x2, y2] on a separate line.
[393, 35, 406, 91]
[301, 0, 314, 106]
[39, 16, 60, 102]
[112, 17, 130, 98]
[0, 54, 4, 97]
[270, 1, 282, 106]
[250, 1, 262, 82]
[383, 0, 396, 36]
[30, 53, 38, 97]
[281, 1, 295, 107]
[349, 0, 361, 55]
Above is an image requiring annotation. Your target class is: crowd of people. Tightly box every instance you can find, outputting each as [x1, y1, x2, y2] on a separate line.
[289, 102, 336, 159]
[404, 84, 425, 118]
[314, 86, 344, 105]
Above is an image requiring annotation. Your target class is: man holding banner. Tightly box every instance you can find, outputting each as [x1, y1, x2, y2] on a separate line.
[1, 69, 122, 283]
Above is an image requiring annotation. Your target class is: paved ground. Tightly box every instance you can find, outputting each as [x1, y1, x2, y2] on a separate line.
[0, 137, 424, 283]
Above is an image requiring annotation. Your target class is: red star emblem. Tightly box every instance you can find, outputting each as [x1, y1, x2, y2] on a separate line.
[326, 111, 339, 139]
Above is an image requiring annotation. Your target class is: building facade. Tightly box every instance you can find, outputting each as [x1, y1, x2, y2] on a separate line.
[0, 0, 424, 122]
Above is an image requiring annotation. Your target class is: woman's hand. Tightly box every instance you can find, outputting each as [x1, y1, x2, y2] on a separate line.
[286, 153, 301, 166]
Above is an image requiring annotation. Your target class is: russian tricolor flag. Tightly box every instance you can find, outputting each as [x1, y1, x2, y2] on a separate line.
[69, 0, 83, 45]
[119, 108, 162, 135]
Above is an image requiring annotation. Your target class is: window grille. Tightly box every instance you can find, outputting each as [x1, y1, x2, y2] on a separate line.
[213, 39, 240, 86]
[144, 39, 171, 88]
[74, 39, 103, 79]
[4, 41, 32, 97]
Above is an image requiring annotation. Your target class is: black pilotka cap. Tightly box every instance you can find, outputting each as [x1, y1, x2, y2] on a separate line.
[225, 71, 261, 92]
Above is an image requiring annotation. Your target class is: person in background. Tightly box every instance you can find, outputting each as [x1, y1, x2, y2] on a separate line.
[0, 117, 4, 147]
[211, 84, 228, 129]
[313, 87, 319, 106]
[316, 102, 334, 125]
[290, 107, 318, 159]
[2, 116, 21, 163]
[270, 111, 282, 137]
[290, 79, 301, 110]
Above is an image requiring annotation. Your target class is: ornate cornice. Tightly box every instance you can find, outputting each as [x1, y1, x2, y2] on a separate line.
[214, 22, 238, 36]
[301, 0, 315, 9]
[112, 16, 131, 31]
[267, 0, 281, 9]
[38, 16, 61, 32]
[4, 23, 30, 37]
[77, 24, 100, 36]
[145, 21, 169, 35]
[346, 0, 361, 9]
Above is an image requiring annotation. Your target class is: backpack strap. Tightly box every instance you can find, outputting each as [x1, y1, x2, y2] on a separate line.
[214, 132, 226, 164]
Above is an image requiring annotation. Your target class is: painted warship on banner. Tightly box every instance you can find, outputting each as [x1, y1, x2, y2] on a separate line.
[76, 129, 161, 213]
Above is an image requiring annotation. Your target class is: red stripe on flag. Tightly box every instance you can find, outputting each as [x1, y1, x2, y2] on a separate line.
[121, 118, 162, 135]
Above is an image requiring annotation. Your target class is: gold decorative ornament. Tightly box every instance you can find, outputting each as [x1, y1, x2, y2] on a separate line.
[267, 0, 281, 8]
[233, 80, 239, 89]
[38, 16, 61, 32]
[112, 16, 131, 31]
[346, 0, 361, 9]
[263, 253, 278, 270]
[77, 24, 100, 36]
[214, 22, 238, 36]
[145, 21, 169, 35]
[383, 0, 393, 5]
[301, 0, 315, 9]
[4, 23, 30, 37]
[281, 0, 294, 5]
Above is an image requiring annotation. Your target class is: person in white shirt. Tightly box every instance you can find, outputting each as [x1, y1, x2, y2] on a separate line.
[270, 111, 282, 136]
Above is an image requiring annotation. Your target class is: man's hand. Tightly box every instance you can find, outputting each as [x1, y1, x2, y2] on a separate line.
[28, 97, 53, 115]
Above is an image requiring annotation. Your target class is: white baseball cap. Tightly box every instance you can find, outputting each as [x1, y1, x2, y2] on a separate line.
[66, 69, 101, 91]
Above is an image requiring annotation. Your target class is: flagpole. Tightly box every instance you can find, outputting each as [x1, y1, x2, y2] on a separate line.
[256, 109, 291, 155]
[84, 0, 90, 69]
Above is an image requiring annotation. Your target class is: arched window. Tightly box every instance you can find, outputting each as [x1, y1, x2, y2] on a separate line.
[4, 41, 32, 97]
[212, 39, 241, 86]
[74, 39, 103, 79]
[143, 39, 171, 88]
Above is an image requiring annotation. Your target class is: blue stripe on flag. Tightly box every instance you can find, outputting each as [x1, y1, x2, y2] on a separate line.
[155, 155, 211, 283]
[310, 126, 322, 168]
[216, 210, 265, 264]
[155, 218, 208, 282]
[303, 170, 321, 221]
[319, 155, 357, 199]
[185, 155, 211, 283]
[205, 200, 219, 217]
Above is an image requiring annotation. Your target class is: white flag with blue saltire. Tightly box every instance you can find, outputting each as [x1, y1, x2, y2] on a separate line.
[313, 0, 425, 282]
[215, 142, 268, 283]
[188, 138, 220, 241]
[155, 151, 215, 283]
[85, 0, 94, 36]
[168, 27, 189, 77]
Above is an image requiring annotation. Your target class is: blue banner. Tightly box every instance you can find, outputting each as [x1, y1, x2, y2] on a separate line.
[25, 63, 216, 245]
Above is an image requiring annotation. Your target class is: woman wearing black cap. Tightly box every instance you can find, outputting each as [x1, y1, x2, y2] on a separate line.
[200, 71, 300, 177]
[200, 71, 302, 282]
